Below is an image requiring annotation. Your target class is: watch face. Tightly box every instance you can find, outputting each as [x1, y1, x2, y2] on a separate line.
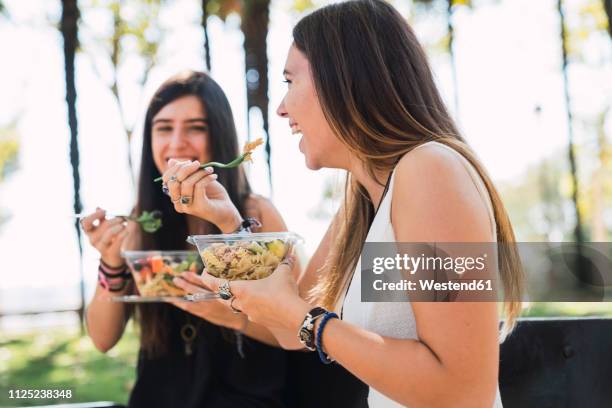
[299, 328, 312, 344]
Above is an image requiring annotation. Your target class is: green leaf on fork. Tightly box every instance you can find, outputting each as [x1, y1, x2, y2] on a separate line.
[153, 138, 264, 183]
[129, 210, 163, 233]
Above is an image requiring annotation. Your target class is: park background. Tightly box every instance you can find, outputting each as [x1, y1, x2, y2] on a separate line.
[0, 0, 611, 406]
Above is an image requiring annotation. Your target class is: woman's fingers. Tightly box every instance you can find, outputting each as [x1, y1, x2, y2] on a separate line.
[179, 168, 213, 207]
[164, 161, 205, 210]
[197, 270, 224, 292]
[175, 160, 201, 182]
[80, 208, 105, 234]
[178, 271, 208, 287]
[164, 163, 183, 203]
[173, 275, 208, 294]
[161, 160, 180, 184]
[193, 170, 219, 200]
[269, 255, 297, 280]
[96, 220, 126, 249]
[89, 217, 123, 247]
[107, 225, 129, 252]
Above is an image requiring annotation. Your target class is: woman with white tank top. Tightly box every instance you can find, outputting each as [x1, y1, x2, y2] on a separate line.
[340, 141, 504, 407]
[180, 1, 524, 406]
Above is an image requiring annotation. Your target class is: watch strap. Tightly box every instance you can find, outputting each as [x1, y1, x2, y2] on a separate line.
[298, 307, 328, 351]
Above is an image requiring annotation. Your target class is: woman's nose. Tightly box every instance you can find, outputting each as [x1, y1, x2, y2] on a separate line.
[276, 98, 288, 118]
[169, 128, 186, 148]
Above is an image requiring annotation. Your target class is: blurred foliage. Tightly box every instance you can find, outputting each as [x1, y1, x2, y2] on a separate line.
[292, 0, 316, 13]
[565, 0, 610, 61]
[411, 0, 475, 56]
[500, 150, 571, 241]
[0, 324, 139, 407]
[501, 140, 612, 242]
[0, 123, 18, 228]
[206, 0, 241, 20]
[206, 0, 316, 21]
[0, 128, 18, 181]
[521, 302, 612, 317]
[83, 0, 164, 139]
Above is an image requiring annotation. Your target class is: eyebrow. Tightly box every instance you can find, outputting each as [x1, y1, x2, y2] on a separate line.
[152, 118, 208, 125]
[282, 69, 293, 76]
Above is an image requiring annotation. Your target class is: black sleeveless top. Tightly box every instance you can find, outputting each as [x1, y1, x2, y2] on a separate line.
[128, 307, 368, 408]
[128, 306, 287, 408]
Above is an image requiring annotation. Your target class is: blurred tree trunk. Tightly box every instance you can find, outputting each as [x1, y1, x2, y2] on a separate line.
[241, 0, 271, 188]
[446, 0, 460, 115]
[60, 0, 86, 330]
[605, 0, 612, 38]
[558, 0, 587, 290]
[590, 106, 610, 241]
[558, 0, 584, 243]
[202, 0, 211, 71]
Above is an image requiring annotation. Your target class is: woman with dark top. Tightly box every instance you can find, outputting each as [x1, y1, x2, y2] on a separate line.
[81, 71, 294, 407]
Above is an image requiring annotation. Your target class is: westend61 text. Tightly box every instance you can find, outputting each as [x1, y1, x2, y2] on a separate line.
[373, 279, 494, 292]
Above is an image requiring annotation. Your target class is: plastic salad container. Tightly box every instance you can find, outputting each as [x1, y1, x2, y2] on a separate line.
[120, 250, 204, 299]
[187, 232, 303, 281]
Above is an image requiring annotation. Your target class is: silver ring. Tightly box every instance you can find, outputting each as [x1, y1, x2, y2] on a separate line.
[218, 280, 233, 300]
[279, 257, 294, 268]
[180, 196, 192, 205]
[162, 183, 170, 196]
[230, 297, 241, 314]
[169, 175, 178, 183]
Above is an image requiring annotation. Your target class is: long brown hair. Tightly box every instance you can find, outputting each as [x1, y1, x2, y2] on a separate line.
[133, 71, 252, 356]
[294, 0, 523, 339]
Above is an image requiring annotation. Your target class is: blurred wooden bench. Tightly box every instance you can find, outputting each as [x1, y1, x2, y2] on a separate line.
[499, 317, 612, 408]
[37, 318, 612, 408]
[35, 403, 125, 408]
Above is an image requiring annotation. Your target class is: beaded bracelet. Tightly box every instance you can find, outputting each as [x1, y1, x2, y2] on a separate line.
[315, 311, 338, 364]
[99, 259, 129, 276]
[98, 261, 131, 292]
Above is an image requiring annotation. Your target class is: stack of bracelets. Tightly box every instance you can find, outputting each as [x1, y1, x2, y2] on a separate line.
[298, 307, 339, 364]
[98, 260, 133, 292]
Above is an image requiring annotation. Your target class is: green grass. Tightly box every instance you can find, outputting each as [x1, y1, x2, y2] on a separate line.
[0, 324, 139, 407]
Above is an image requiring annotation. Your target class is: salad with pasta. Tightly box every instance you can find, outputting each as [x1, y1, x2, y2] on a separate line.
[200, 239, 290, 280]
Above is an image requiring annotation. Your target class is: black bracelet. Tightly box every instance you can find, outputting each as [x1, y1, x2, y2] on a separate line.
[99, 259, 129, 274]
[98, 263, 131, 279]
[233, 217, 262, 234]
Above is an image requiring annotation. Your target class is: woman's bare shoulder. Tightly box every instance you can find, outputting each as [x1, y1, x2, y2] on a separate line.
[392, 142, 492, 242]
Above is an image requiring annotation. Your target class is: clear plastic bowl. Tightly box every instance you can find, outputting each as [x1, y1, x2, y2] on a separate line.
[187, 232, 303, 281]
[122, 250, 203, 297]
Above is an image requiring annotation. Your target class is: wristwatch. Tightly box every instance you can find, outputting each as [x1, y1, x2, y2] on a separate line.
[233, 217, 262, 234]
[298, 307, 327, 351]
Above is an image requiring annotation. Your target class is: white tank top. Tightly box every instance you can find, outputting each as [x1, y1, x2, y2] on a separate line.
[340, 142, 504, 407]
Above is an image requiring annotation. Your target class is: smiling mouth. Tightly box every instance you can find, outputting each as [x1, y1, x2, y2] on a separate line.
[165, 157, 198, 163]
[290, 123, 302, 135]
